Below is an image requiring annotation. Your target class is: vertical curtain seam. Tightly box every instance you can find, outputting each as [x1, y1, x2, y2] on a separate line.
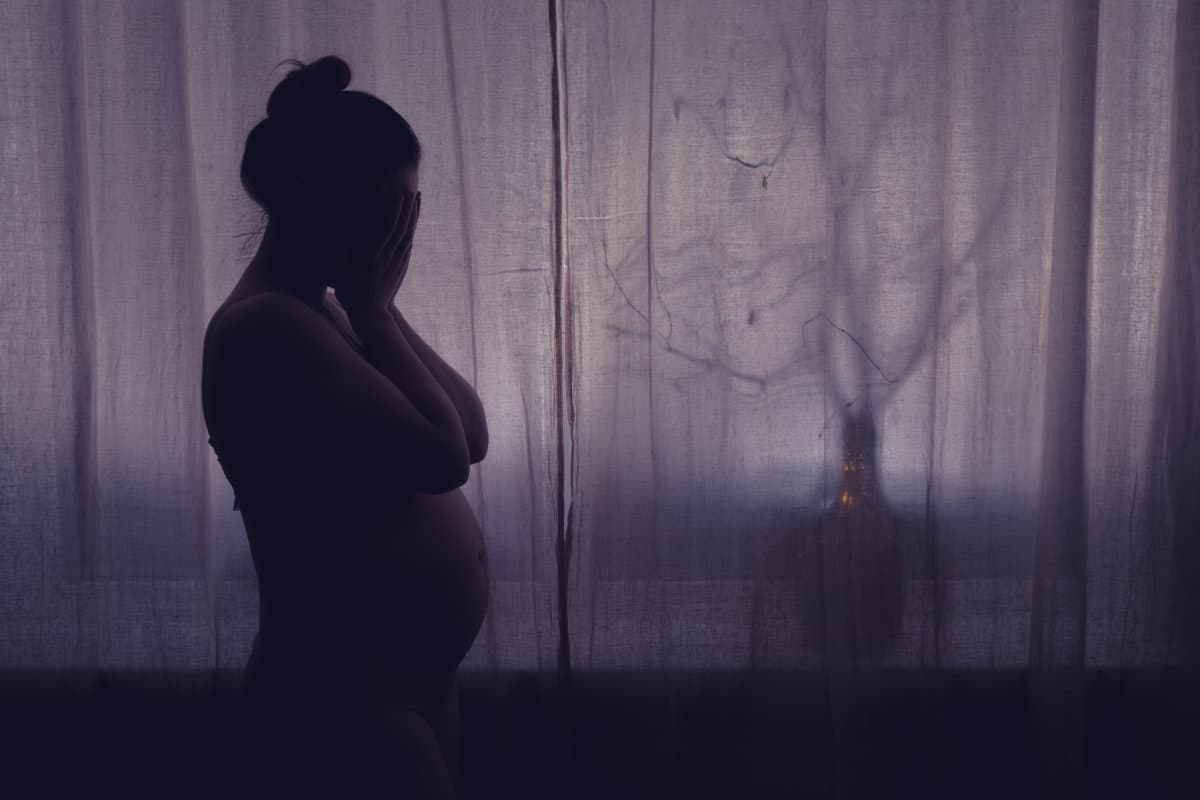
[644, 0, 660, 612]
[562, 0, 579, 675]
[548, 2, 577, 795]
[61, 0, 102, 668]
[549, 0, 572, 685]
[549, 0, 576, 695]
[925, 0, 957, 671]
[548, 0, 564, 680]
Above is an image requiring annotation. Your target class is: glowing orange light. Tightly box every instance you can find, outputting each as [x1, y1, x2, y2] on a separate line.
[837, 453, 868, 508]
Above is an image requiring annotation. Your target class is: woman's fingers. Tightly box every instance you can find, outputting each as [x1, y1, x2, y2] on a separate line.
[401, 191, 420, 244]
[389, 192, 420, 262]
[386, 195, 415, 263]
[359, 194, 401, 269]
[387, 192, 414, 253]
[385, 192, 419, 288]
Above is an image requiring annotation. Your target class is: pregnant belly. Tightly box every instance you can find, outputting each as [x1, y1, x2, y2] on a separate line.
[249, 486, 490, 677]
[368, 488, 491, 668]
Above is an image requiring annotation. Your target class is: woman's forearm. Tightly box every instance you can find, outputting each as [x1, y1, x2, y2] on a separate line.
[389, 306, 489, 462]
[345, 307, 469, 454]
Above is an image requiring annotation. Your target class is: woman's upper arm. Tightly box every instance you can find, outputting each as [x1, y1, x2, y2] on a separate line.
[211, 293, 470, 496]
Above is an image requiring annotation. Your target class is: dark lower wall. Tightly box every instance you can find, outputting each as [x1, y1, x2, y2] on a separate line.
[2, 669, 1198, 799]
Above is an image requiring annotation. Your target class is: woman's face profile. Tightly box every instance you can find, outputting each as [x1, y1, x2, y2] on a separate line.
[365, 164, 420, 227]
[316, 164, 420, 288]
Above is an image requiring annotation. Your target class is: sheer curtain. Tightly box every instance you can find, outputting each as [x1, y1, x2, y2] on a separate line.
[564, 0, 1199, 673]
[2, 0, 1197, 789]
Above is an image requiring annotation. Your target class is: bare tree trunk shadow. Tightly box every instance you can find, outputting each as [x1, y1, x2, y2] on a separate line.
[756, 409, 908, 666]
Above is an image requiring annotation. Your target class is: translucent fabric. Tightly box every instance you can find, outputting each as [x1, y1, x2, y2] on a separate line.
[1, 0, 1196, 680]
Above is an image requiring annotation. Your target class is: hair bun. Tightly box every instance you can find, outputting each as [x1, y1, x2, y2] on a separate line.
[266, 56, 352, 118]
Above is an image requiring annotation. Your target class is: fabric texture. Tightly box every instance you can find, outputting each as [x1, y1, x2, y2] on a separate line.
[1, 0, 1198, 783]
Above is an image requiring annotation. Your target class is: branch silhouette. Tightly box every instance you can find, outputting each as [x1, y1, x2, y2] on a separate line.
[598, 12, 1015, 429]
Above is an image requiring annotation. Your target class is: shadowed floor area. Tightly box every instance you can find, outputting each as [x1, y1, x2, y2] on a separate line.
[2, 668, 1198, 799]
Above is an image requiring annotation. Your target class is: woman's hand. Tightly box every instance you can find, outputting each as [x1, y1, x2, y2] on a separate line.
[335, 189, 421, 317]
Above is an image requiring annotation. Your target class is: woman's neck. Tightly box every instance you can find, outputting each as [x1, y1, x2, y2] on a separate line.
[241, 224, 328, 308]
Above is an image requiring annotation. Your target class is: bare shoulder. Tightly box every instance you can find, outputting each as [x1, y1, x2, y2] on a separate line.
[208, 291, 330, 356]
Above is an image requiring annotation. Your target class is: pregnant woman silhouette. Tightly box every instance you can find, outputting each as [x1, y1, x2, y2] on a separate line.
[201, 57, 489, 797]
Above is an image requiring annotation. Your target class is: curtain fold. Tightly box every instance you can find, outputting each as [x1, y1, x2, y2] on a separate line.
[1159, 0, 1200, 665]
